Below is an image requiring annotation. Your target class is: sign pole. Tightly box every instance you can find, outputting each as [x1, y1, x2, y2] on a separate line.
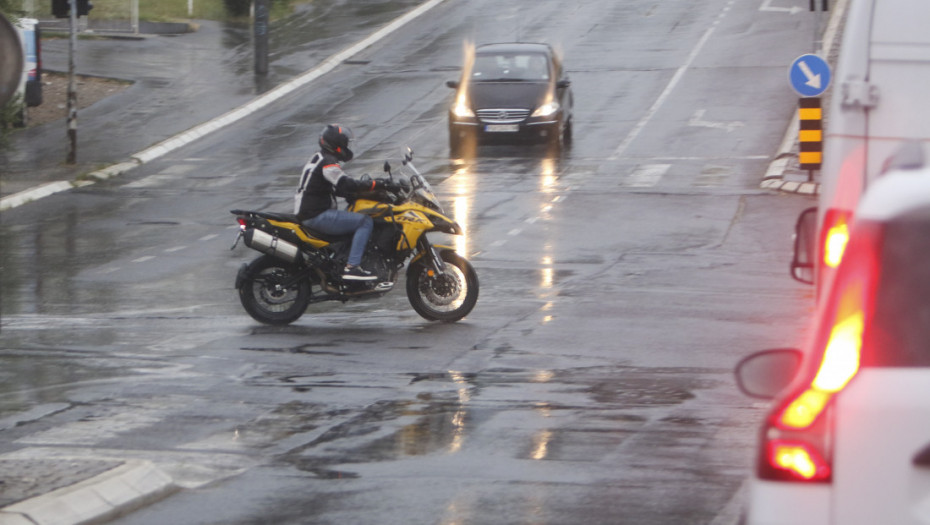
[66, 0, 77, 164]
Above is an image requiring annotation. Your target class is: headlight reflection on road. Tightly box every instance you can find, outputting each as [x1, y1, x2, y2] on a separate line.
[539, 157, 557, 194]
[452, 165, 474, 257]
[447, 370, 471, 454]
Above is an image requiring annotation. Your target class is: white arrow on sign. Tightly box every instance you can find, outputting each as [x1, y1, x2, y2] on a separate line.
[797, 60, 822, 90]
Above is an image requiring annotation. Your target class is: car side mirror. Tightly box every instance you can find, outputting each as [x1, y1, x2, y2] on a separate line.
[446, 80, 460, 89]
[790, 207, 818, 284]
[557, 79, 571, 89]
[735, 349, 803, 399]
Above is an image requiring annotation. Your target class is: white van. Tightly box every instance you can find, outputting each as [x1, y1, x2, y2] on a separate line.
[790, 0, 930, 294]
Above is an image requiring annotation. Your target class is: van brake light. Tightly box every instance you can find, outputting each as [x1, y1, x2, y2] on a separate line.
[822, 210, 851, 269]
[759, 221, 880, 482]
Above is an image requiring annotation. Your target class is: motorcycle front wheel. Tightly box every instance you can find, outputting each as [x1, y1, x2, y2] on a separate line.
[406, 250, 479, 322]
[238, 255, 311, 325]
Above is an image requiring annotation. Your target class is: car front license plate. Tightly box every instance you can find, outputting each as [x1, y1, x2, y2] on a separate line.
[485, 124, 519, 133]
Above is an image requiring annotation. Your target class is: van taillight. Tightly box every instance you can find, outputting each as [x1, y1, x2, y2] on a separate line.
[759, 222, 880, 483]
[767, 439, 831, 480]
[821, 209, 851, 269]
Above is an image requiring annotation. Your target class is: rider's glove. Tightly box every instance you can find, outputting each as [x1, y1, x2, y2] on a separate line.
[370, 180, 401, 193]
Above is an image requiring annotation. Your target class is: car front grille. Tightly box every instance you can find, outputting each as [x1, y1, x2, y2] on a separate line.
[476, 109, 530, 124]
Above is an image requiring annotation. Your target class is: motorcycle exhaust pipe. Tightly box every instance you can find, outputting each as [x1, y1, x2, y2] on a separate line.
[243, 229, 302, 263]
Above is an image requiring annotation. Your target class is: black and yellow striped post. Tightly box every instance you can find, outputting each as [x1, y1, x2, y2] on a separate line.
[798, 97, 823, 174]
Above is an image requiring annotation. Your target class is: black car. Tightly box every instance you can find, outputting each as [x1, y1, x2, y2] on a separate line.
[446, 42, 573, 155]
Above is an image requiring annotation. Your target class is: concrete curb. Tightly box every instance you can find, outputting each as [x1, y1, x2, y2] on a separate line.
[0, 460, 177, 525]
[1, 0, 450, 213]
[760, 0, 849, 196]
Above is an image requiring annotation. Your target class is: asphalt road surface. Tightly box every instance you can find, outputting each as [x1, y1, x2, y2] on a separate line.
[0, 0, 820, 523]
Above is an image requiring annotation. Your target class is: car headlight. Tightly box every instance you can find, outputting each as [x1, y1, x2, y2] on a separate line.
[531, 101, 560, 118]
[452, 101, 475, 118]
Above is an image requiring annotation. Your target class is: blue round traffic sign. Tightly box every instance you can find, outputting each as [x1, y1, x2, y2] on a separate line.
[789, 54, 831, 97]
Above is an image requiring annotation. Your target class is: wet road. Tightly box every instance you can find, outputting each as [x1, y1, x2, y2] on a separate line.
[1, 0, 818, 523]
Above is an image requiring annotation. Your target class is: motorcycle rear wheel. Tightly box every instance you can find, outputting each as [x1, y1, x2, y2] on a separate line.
[238, 255, 311, 325]
[406, 250, 478, 322]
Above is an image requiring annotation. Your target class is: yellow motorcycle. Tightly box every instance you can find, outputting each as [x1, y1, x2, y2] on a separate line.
[230, 148, 478, 325]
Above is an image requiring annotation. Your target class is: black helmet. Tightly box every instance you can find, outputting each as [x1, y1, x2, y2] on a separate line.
[319, 124, 354, 162]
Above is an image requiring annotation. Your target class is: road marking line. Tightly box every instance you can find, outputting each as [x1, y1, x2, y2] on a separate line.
[132, 256, 155, 263]
[626, 164, 671, 187]
[165, 246, 186, 253]
[609, 0, 735, 161]
[134, 0, 451, 164]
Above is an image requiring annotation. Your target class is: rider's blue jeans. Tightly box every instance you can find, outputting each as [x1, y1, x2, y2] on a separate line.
[302, 209, 373, 267]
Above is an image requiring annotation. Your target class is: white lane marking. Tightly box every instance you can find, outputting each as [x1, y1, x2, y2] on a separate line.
[609, 0, 735, 161]
[135, 0, 453, 164]
[133, 256, 155, 263]
[165, 246, 186, 253]
[626, 164, 671, 187]
[688, 109, 744, 133]
[759, 0, 803, 14]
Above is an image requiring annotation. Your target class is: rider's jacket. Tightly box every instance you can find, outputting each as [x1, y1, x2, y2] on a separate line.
[294, 151, 368, 221]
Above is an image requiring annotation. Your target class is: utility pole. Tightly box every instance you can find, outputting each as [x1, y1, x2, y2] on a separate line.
[66, 0, 77, 164]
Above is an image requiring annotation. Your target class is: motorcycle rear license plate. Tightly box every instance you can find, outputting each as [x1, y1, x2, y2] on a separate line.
[486, 124, 518, 132]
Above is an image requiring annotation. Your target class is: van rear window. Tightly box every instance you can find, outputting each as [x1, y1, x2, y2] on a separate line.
[863, 212, 930, 367]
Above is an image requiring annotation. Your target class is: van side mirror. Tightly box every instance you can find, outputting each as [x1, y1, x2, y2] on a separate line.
[557, 79, 571, 89]
[790, 207, 818, 284]
[735, 349, 803, 399]
[446, 80, 460, 89]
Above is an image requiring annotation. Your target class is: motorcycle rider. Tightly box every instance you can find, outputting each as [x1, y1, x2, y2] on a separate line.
[294, 124, 397, 281]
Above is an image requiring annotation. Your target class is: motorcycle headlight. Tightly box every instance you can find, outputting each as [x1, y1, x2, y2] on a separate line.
[531, 101, 560, 118]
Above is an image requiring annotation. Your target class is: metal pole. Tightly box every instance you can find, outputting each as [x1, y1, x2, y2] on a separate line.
[66, 0, 77, 164]
[132, 0, 139, 35]
[254, 0, 269, 76]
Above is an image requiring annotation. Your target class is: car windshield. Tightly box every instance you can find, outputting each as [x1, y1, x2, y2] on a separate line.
[471, 53, 550, 82]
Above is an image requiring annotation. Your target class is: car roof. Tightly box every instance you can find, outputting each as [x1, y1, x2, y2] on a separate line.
[858, 165, 930, 222]
[475, 43, 553, 56]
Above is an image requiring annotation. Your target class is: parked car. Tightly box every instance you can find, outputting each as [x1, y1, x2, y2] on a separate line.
[0, 13, 23, 107]
[446, 42, 573, 156]
[736, 144, 930, 524]
[10, 17, 42, 126]
[790, 0, 930, 297]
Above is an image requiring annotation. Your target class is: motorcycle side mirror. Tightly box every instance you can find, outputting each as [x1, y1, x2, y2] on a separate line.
[404, 147, 414, 164]
[383, 161, 394, 181]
